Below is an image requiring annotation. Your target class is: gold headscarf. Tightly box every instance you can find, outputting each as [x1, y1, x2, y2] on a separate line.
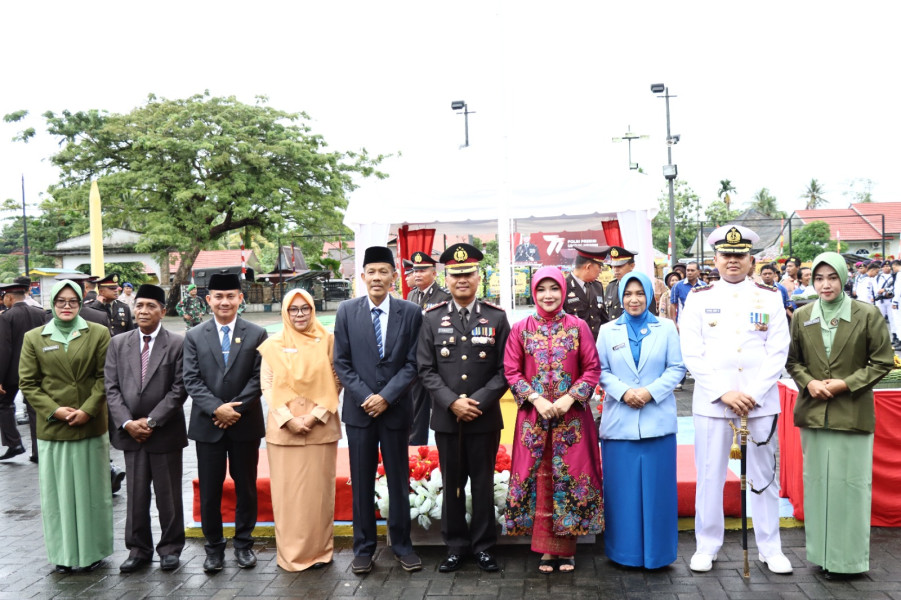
[257, 288, 339, 413]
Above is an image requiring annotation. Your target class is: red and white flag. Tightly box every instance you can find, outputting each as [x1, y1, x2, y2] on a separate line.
[240, 243, 247, 278]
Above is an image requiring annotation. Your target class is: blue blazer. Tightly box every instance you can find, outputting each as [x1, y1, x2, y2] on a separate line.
[597, 316, 685, 440]
[333, 295, 422, 429]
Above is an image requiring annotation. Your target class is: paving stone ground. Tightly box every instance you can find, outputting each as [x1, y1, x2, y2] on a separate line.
[1, 312, 900, 598]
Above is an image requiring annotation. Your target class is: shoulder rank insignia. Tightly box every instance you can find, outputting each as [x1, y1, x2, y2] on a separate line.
[480, 300, 505, 311]
[425, 301, 449, 312]
[691, 282, 713, 293]
[754, 282, 778, 292]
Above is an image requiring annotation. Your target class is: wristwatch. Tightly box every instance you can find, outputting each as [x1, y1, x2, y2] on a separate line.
[528, 392, 541, 403]
[147, 417, 159, 429]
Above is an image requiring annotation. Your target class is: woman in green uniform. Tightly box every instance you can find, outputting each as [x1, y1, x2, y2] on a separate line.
[787, 252, 894, 580]
[18, 280, 113, 574]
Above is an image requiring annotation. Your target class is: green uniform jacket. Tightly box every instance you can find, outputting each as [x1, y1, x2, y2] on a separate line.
[787, 300, 894, 433]
[18, 322, 111, 441]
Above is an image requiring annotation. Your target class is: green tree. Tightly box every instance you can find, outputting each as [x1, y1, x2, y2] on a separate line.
[748, 187, 786, 218]
[703, 199, 739, 226]
[802, 178, 827, 209]
[843, 178, 874, 203]
[652, 180, 701, 256]
[34, 92, 384, 312]
[790, 220, 845, 261]
[717, 179, 736, 212]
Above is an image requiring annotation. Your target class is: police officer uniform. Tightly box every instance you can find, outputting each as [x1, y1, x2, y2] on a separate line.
[0, 282, 49, 460]
[406, 251, 453, 445]
[564, 246, 608, 341]
[406, 252, 452, 310]
[82, 274, 134, 337]
[603, 246, 657, 320]
[416, 243, 511, 573]
[679, 224, 792, 575]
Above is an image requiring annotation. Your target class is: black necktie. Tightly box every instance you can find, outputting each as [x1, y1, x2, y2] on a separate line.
[460, 307, 469, 329]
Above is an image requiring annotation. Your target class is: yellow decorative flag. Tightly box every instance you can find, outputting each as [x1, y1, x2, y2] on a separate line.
[89, 181, 105, 277]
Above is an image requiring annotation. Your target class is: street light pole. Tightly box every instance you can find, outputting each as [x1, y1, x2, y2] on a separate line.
[451, 100, 475, 147]
[651, 84, 679, 269]
[21, 174, 30, 277]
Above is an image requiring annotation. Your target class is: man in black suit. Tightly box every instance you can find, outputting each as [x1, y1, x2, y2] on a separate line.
[105, 284, 188, 573]
[0, 281, 49, 461]
[183, 273, 267, 573]
[417, 243, 511, 573]
[333, 246, 423, 575]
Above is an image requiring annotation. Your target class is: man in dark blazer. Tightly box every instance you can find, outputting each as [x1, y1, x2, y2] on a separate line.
[105, 284, 188, 573]
[417, 243, 511, 573]
[0, 281, 49, 461]
[333, 246, 423, 575]
[183, 273, 267, 573]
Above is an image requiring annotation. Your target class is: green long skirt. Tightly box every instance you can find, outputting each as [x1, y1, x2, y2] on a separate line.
[38, 435, 113, 568]
[800, 428, 873, 574]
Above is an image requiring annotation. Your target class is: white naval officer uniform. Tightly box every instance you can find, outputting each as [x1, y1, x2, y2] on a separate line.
[679, 276, 790, 560]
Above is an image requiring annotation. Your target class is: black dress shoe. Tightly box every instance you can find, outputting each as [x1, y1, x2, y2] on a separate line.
[823, 570, 860, 581]
[203, 554, 224, 573]
[110, 465, 126, 494]
[476, 551, 499, 572]
[235, 548, 256, 568]
[119, 556, 151, 573]
[54, 565, 73, 574]
[83, 560, 104, 572]
[351, 555, 373, 574]
[439, 554, 464, 573]
[159, 555, 180, 571]
[0, 445, 25, 460]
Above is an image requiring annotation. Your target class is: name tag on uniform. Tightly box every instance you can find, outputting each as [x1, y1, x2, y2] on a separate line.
[566, 297, 579, 304]
[705, 308, 721, 314]
[612, 343, 626, 351]
[803, 317, 821, 327]
[438, 327, 454, 334]
[43, 345, 60, 352]
[283, 348, 298, 353]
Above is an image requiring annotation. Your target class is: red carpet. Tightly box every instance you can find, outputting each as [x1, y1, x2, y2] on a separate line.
[192, 444, 740, 523]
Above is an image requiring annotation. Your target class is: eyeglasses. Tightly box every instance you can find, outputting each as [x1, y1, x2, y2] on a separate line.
[287, 305, 312, 316]
[54, 299, 81, 308]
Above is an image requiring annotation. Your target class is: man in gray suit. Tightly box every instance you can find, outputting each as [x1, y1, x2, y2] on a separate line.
[105, 284, 188, 573]
[183, 273, 267, 573]
[334, 246, 423, 575]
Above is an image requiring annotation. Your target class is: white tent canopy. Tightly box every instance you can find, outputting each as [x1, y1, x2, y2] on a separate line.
[344, 143, 661, 309]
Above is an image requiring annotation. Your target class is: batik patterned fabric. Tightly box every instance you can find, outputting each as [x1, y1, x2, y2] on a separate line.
[503, 311, 603, 537]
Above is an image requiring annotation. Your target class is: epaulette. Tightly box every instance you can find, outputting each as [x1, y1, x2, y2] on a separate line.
[754, 282, 779, 292]
[480, 300, 505, 311]
[690, 283, 713, 293]
[425, 301, 449, 313]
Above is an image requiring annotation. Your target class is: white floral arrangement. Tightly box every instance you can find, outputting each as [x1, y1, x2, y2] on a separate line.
[374, 446, 512, 530]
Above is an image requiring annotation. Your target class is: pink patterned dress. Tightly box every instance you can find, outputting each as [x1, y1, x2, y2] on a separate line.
[503, 311, 603, 554]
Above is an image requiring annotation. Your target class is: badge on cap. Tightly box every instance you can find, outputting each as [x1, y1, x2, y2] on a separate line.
[454, 246, 468, 262]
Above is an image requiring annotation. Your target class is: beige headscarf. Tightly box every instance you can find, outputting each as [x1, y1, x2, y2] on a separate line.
[257, 288, 339, 413]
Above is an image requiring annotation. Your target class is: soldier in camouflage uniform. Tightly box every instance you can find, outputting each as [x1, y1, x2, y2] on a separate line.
[176, 284, 207, 329]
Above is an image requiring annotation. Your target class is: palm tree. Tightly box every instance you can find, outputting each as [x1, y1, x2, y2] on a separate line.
[802, 178, 827, 209]
[717, 179, 737, 211]
[748, 187, 785, 218]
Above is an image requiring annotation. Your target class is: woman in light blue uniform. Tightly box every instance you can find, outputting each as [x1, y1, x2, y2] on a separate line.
[597, 271, 685, 568]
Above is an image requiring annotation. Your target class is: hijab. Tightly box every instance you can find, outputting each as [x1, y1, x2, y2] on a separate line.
[257, 288, 339, 413]
[532, 266, 567, 320]
[810, 251, 852, 356]
[617, 271, 658, 366]
[48, 279, 88, 349]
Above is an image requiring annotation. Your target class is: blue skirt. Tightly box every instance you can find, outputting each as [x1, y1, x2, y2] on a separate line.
[601, 434, 678, 568]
